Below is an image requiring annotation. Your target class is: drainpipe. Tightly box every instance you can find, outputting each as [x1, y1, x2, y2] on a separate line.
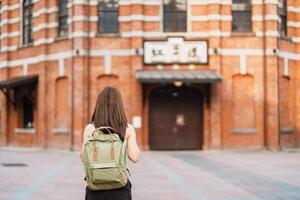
[262, 0, 268, 149]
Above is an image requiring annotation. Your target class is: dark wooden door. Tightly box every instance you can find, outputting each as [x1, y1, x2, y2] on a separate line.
[149, 85, 203, 150]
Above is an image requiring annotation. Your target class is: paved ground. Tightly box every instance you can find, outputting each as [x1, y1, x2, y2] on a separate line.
[0, 148, 300, 200]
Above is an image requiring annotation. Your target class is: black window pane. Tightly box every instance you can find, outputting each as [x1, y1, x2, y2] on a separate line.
[175, 0, 186, 10]
[59, 0, 68, 35]
[279, 0, 286, 9]
[59, 17, 68, 35]
[99, 0, 118, 9]
[23, 0, 33, 44]
[233, 0, 251, 3]
[279, 15, 287, 36]
[23, 0, 32, 6]
[278, 0, 287, 36]
[23, 96, 34, 128]
[163, 0, 187, 32]
[99, 11, 118, 33]
[59, 0, 68, 15]
[176, 11, 187, 32]
[163, 12, 173, 32]
[98, 0, 119, 33]
[232, 11, 252, 32]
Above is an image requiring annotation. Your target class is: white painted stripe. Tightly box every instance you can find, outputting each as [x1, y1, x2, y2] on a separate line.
[292, 37, 300, 43]
[23, 64, 28, 76]
[0, 46, 18, 52]
[0, 31, 20, 39]
[265, 0, 279, 4]
[288, 6, 300, 13]
[33, 22, 58, 32]
[58, 59, 65, 76]
[265, 15, 279, 21]
[34, 38, 56, 46]
[2, 29, 300, 53]
[0, 3, 20, 12]
[218, 48, 300, 61]
[87, 0, 98, 6]
[266, 49, 300, 60]
[190, 0, 231, 5]
[277, 50, 300, 61]
[1, 48, 299, 69]
[104, 55, 112, 74]
[252, 0, 281, 4]
[219, 49, 264, 56]
[33, 7, 58, 18]
[191, 15, 232, 21]
[287, 22, 300, 28]
[1, 17, 20, 26]
[283, 58, 289, 76]
[252, 15, 280, 21]
[121, 30, 232, 37]
[70, 31, 91, 38]
[72, 0, 88, 5]
[119, 15, 161, 22]
[252, 15, 263, 21]
[119, 0, 161, 5]
[90, 49, 136, 56]
[240, 55, 247, 75]
[0, 52, 68, 68]
[0, 49, 135, 68]
[69, 15, 88, 22]
[255, 31, 280, 37]
[252, 0, 263, 4]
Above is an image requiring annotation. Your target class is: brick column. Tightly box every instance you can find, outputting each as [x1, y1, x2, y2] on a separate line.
[263, 3, 280, 150]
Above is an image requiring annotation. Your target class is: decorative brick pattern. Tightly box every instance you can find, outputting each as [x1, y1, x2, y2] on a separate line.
[0, 0, 299, 150]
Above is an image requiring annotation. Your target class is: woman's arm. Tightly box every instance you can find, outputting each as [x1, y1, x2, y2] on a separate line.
[126, 124, 141, 163]
[80, 124, 94, 162]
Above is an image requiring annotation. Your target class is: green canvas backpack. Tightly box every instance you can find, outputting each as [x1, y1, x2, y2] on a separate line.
[83, 125, 128, 190]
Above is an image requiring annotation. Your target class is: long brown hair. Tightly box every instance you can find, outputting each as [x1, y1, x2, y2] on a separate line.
[91, 86, 127, 140]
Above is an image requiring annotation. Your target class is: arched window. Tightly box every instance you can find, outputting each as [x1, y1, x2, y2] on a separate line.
[23, 0, 33, 44]
[98, 0, 119, 33]
[163, 0, 187, 32]
[58, 0, 68, 36]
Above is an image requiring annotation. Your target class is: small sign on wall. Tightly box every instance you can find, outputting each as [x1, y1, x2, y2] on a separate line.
[144, 37, 208, 64]
[132, 116, 142, 128]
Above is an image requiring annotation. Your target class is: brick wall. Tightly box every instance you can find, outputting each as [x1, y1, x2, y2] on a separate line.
[0, 0, 299, 150]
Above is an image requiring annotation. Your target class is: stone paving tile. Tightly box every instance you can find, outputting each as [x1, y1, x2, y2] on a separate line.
[0, 148, 300, 200]
[172, 152, 300, 200]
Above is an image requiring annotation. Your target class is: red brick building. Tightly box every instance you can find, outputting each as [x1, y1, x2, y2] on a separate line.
[0, 0, 299, 150]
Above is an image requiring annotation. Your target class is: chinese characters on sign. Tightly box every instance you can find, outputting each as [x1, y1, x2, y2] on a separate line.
[144, 38, 208, 64]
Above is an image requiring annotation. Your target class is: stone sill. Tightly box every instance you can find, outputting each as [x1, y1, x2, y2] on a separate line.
[15, 128, 35, 134]
[96, 33, 121, 37]
[230, 128, 257, 134]
[231, 32, 255, 37]
[55, 35, 69, 42]
[52, 128, 69, 135]
[280, 127, 294, 134]
[279, 36, 293, 42]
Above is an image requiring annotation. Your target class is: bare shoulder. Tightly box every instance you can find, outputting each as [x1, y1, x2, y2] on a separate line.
[125, 123, 135, 139]
[84, 123, 95, 136]
[85, 123, 94, 131]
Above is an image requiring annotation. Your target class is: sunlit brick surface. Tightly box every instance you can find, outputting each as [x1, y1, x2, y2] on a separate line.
[0, 0, 300, 150]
